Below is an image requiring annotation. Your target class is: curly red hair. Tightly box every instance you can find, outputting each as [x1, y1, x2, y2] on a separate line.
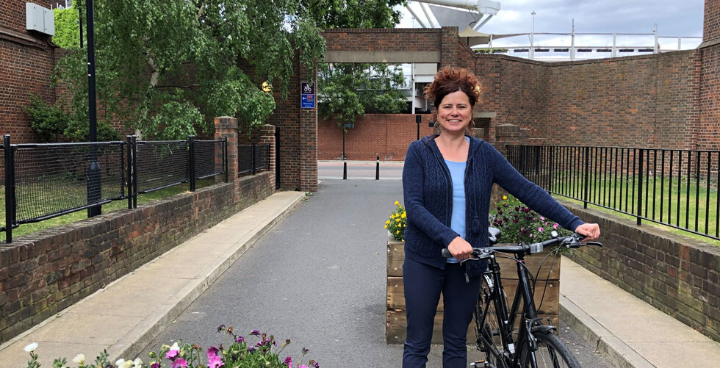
[423, 67, 481, 108]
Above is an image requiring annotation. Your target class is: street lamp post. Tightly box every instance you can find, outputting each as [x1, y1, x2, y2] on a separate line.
[530, 11, 536, 59]
[86, 0, 101, 217]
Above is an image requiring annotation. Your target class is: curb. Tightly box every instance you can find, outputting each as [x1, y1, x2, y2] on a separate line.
[109, 193, 305, 362]
[559, 295, 655, 368]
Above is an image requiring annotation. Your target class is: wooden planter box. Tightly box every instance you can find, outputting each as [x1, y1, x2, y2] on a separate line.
[386, 235, 560, 344]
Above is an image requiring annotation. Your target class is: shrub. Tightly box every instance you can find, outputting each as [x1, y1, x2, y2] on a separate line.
[22, 326, 319, 368]
[25, 95, 71, 141]
[489, 195, 571, 244]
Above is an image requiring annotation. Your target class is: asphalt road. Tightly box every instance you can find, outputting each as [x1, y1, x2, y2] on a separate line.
[140, 179, 614, 367]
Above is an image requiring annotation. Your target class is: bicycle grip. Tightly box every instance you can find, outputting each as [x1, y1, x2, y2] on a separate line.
[441, 248, 452, 258]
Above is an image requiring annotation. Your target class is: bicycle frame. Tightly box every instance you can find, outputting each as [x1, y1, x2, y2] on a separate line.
[479, 251, 549, 367]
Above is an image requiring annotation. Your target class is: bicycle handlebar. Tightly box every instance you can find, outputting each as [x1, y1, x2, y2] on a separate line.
[441, 233, 602, 260]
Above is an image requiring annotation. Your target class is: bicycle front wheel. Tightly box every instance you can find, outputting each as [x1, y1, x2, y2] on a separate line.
[520, 330, 581, 368]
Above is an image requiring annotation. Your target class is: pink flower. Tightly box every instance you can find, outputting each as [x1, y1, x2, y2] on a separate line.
[553, 223, 559, 229]
[538, 227, 544, 232]
[207, 346, 219, 359]
[171, 358, 187, 368]
[166, 350, 179, 360]
[284, 357, 293, 366]
[529, 233, 534, 238]
[208, 356, 223, 368]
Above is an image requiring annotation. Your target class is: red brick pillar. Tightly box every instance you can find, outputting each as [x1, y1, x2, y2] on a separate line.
[214, 116, 239, 201]
[299, 60, 318, 192]
[258, 124, 276, 189]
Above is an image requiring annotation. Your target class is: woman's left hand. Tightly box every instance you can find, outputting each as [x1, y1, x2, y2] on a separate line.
[574, 223, 600, 241]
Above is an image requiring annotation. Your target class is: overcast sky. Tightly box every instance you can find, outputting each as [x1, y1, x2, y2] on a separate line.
[396, 0, 705, 53]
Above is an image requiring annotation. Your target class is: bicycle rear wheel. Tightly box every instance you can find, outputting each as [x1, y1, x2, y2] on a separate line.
[520, 330, 581, 368]
[475, 274, 510, 368]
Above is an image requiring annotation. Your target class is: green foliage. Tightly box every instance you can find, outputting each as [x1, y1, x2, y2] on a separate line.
[490, 195, 571, 244]
[474, 48, 509, 54]
[56, 0, 329, 140]
[53, 7, 80, 48]
[318, 63, 407, 127]
[64, 118, 121, 142]
[301, 0, 406, 29]
[25, 95, 70, 141]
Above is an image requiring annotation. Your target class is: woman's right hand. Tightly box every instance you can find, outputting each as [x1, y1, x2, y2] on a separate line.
[448, 237, 473, 261]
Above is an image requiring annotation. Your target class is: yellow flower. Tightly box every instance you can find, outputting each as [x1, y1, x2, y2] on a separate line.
[396, 218, 401, 222]
[401, 213, 406, 219]
[503, 195, 508, 200]
[384, 225, 388, 229]
[395, 201, 400, 206]
[385, 220, 390, 225]
[396, 230, 400, 234]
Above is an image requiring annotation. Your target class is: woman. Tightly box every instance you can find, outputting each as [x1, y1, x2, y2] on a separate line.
[401, 67, 600, 367]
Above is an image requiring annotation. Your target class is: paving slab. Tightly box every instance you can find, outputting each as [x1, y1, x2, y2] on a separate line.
[0, 191, 304, 368]
[560, 257, 720, 368]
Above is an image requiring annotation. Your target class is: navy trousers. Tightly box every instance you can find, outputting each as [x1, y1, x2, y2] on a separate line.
[402, 257, 481, 368]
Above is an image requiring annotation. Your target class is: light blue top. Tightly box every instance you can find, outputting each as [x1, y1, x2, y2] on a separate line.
[445, 158, 466, 264]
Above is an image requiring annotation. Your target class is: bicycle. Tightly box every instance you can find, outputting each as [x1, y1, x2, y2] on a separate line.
[442, 228, 602, 368]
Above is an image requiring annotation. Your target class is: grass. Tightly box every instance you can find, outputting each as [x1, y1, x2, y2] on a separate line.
[0, 177, 218, 242]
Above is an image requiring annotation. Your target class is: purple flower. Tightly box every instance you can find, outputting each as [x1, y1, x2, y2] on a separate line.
[515, 206, 520, 211]
[302, 347, 309, 355]
[236, 336, 244, 343]
[166, 350, 179, 360]
[217, 325, 225, 332]
[498, 210, 503, 215]
[513, 219, 518, 223]
[207, 346, 219, 359]
[248, 346, 255, 353]
[284, 356, 293, 366]
[151, 363, 161, 368]
[171, 358, 187, 368]
[250, 329, 260, 336]
[503, 203, 508, 208]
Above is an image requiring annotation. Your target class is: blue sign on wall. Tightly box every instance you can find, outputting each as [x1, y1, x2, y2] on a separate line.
[301, 82, 315, 109]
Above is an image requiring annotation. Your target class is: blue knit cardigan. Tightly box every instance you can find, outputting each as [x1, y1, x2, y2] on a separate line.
[402, 135, 585, 277]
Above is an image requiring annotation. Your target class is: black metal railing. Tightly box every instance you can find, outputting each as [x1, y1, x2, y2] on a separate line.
[1, 134, 228, 243]
[238, 144, 270, 175]
[507, 145, 720, 241]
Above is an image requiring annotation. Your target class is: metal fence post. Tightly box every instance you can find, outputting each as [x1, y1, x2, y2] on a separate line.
[189, 135, 196, 191]
[132, 136, 138, 208]
[224, 137, 229, 183]
[126, 135, 133, 209]
[583, 146, 590, 209]
[4, 135, 13, 243]
[637, 149, 644, 226]
[251, 143, 256, 175]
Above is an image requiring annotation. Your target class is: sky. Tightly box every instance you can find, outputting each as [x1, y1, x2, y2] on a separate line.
[395, 0, 705, 57]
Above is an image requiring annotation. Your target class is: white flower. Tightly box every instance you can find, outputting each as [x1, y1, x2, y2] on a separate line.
[122, 361, 134, 368]
[169, 342, 180, 351]
[24, 343, 38, 352]
[116, 359, 126, 367]
[73, 354, 86, 365]
[133, 358, 143, 367]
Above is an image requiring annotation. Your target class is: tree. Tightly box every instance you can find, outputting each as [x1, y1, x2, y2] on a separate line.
[55, 0, 326, 140]
[53, 7, 80, 48]
[318, 63, 407, 127]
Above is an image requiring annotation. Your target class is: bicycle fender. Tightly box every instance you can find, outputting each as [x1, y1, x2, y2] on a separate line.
[530, 324, 556, 334]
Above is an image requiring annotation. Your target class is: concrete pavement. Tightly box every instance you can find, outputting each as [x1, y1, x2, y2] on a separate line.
[1, 182, 720, 367]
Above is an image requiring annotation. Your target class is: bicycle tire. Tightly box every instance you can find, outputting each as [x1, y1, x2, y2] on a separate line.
[475, 274, 510, 368]
[519, 330, 581, 368]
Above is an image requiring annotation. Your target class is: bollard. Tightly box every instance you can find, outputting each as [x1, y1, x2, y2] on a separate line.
[376, 156, 380, 180]
[343, 157, 347, 180]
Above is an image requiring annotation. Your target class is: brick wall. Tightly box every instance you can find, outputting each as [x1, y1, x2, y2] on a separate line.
[0, 173, 274, 344]
[0, 0, 56, 143]
[705, 0, 720, 44]
[563, 201, 720, 342]
[699, 44, 720, 151]
[321, 28, 442, 53]
[318, 114, 435, 161]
